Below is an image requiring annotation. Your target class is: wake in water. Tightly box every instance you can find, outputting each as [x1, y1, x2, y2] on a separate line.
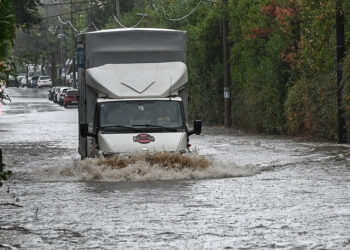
[60, 152, 259, 182]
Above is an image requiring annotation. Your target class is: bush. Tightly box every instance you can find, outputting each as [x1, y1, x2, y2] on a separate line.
[285, 73, 338, 140]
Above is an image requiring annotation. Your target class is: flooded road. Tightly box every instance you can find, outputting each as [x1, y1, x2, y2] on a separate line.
[0, 87, 349, 249]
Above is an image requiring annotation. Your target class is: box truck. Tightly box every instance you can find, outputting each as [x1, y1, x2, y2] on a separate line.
[77, 28, 201, 159]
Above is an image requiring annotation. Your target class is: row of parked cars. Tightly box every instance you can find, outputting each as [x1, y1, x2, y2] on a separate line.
[48, 86, 78, 108]
[17, 75, 52, 88]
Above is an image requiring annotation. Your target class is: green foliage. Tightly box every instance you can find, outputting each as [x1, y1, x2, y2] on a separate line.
[186, 6, 224, 124]
[229, 0, 290, 133]
[0, 0, 16, 60]
[1, 0, 43, 66]
[14, 0, 42, 30]
[342, 51, 350, 139]
[284, 0, 341, 140]
[297, 0, 336, 75]
[285, 73, 338, 139]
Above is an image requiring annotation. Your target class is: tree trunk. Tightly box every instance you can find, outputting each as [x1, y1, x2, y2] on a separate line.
[336, 0, 347, 143]
[223, 0, 232, 128]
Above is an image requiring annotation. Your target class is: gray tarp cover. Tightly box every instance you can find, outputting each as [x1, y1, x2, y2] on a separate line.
[82, 28, 187, 68]
[85, 62, 188, 98]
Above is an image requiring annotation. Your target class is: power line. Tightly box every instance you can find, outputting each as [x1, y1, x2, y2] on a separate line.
[92, 22, 98, 30]
[43, 0, 89, 6]
[44, 0, 115, 19]
[38, 0, 110, 6]
[50, 17, 95, 34]
[112, 15, 146, 28]
[31, 0, 207, 34]
[38, 0, 147, 35]
[51, 12, 145, 34]
[152, 0, 205, 22]
[58, 16, 78, 32]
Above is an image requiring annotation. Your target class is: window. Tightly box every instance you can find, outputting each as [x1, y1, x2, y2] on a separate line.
[99, 100, 185, 132]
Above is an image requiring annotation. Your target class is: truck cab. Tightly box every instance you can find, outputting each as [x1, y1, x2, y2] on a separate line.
[81, 98, 201, 157]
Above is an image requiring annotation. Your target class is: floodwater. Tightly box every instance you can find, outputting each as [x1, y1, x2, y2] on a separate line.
[0, 87, 349, 249]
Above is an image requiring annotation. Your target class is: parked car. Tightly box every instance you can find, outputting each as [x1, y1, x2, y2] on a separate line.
[63, 89, 78, 107]
[20, 76, 28, 87]
[57, 87, 71, 105]
[50, 86, 63, 101]
[48, 87, 57, 100]
[7, 75, 17, 87]
[16, 75, 25, 87]
[53, 87, 62, 103]
[37, 76, 52, 88]
[30, 75, 40, 88]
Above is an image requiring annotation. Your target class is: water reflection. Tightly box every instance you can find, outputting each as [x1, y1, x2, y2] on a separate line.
[83, 179, 194, 194]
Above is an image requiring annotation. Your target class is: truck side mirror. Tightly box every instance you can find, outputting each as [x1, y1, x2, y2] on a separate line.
[80, 123, 95, 138]
[188, 120, 202, 136]
[80, 123, 88, 138]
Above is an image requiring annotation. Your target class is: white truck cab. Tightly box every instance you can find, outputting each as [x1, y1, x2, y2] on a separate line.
[83, 97, 201, 157]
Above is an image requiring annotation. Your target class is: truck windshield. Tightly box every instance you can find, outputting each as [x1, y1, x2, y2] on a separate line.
[99, 100, 185, 132]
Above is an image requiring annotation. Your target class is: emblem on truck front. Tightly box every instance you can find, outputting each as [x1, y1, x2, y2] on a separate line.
[133, 134, 155, 144]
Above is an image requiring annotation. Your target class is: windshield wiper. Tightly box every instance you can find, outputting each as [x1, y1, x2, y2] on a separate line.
[131, 124, 178, 132]
[101, 125, 141, 131]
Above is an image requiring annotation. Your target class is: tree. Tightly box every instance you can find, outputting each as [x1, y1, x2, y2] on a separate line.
[14, 0, 42, 29]
[336, 0, 346, 143]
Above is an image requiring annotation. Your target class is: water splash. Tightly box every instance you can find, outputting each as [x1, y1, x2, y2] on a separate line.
[60, 152, 258, 182]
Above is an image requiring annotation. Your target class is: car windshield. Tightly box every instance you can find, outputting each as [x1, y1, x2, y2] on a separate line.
[99, 100, 185, 132]
[67, 90, 78, 95]
[40, 76, 50, 80]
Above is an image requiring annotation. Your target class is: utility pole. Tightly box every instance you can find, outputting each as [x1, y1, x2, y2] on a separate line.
[90, 0, 93, 27]
[59, 0, 65, 85]
[0, 148, 3, 172]
[336, 0, 346, 143]
[44, 3, 48, 76]
[70, 0, 77, 88]
[222, 0, 232, 127]
[116, 0, 121, 26]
